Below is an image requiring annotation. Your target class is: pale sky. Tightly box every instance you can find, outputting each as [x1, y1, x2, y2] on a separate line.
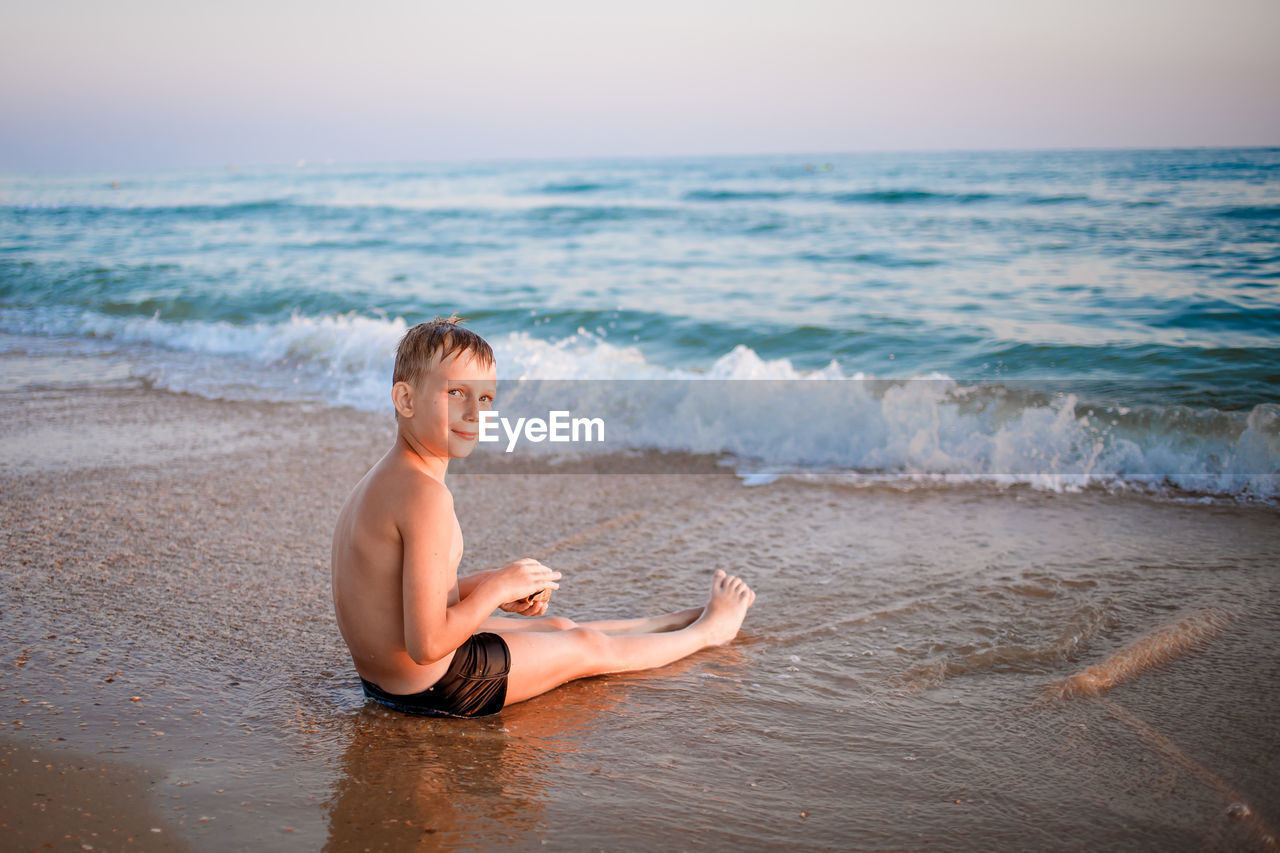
[2, 0, 1278, 171]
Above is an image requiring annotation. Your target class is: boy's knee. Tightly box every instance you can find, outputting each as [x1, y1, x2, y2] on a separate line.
[543, 615, 576, 631]
[568, 626, 611, 655]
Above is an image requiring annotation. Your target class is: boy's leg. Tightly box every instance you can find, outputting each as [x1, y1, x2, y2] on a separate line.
[578, 608, 702, 636]
[482, 614, 576, 633]
[482, 608, 702, 636]
[499, 570, 754, 707]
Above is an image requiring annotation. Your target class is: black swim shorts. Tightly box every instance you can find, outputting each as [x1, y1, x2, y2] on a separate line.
[361, 632, 510, 718]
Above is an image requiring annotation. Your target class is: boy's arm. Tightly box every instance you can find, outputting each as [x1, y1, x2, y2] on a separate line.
[400, 486, 559, 664]
[456, 570, 496, 599]
[459, 568, 553, 616]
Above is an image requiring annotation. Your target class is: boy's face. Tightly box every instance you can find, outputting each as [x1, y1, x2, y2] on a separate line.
[397, 349, 496, 460]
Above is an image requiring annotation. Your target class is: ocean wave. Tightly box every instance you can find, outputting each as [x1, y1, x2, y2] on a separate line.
[0, 308, 1275, 500]
[525, 204, 678, 225]
[833, 189, 995, 205]
[1215, 204, 1280, 221]
[1147, 301, 1280, 334]
[2, 199, 296, 218]
[683, 189, 799, 202]
[535, 181, 618, 194]
[1020, 193, 1096, 206]
[796, 250, 940, 268]
[0, 187, 1133, 228]
[0, 198, 494, 225]
[680, 187, 1098, 209]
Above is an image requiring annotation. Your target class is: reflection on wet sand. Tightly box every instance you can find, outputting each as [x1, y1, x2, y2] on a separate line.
[323, 642, 750, 851]
[325, 709, 517, 850]
[324, 668, 643, 851]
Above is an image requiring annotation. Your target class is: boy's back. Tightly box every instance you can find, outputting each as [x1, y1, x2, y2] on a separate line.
[331, 444, 462, 695]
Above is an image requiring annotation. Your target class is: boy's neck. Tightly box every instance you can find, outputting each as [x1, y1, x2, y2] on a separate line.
[395, 430, 449, 482]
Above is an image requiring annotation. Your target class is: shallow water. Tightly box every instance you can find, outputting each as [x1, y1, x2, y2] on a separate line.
[3, 390, 1277, 850]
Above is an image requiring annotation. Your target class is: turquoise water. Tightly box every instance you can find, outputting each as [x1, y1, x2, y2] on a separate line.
[2, 149, 1278, 496]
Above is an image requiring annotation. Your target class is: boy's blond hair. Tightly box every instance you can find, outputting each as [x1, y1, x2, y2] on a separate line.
[393, 315, 495, 388]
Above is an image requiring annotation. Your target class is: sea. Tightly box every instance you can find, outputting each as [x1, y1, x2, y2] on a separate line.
[2, 147, 1278, 497]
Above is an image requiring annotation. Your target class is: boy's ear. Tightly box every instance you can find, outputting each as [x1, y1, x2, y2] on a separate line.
[391, 381, 415, 419]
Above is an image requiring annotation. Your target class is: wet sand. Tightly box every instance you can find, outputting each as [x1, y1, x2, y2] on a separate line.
[3, 384, 1279, 850]
[1, 740, 191, 851]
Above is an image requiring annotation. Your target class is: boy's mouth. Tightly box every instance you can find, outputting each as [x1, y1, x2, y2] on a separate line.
[452, 428, 478, 441]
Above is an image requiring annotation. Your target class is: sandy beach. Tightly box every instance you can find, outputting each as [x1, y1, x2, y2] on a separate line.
[3, 382, 1279, 851]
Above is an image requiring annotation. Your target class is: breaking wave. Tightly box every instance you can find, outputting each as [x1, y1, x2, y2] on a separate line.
[1, 307, 1275, 500]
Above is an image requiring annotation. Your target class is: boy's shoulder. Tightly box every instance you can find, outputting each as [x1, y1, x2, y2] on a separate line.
[371, 447, 454, 512]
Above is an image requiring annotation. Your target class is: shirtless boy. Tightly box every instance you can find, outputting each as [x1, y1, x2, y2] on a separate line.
[331, 317, 755, 717]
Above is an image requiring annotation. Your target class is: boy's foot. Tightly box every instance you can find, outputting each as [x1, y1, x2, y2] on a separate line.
[695, 569, 756, 646]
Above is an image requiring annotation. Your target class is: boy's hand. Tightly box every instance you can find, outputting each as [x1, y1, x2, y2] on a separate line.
[493, 557, 560, 610]
[500, 584, 554, 616]
[499, 588, 552, 617]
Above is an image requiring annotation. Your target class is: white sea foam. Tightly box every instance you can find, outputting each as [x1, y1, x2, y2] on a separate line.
[1, 308, 1275, 499]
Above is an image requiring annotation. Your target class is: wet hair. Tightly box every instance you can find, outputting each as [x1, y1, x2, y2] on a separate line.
[392, 315, 495, 388]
